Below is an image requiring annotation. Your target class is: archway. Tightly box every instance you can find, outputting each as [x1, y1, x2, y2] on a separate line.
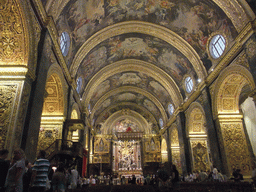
[186, 102, 211, 172]
[213, 65, 255, 176]
[170, 125, 182, 174]
[37, 73, 65, 153]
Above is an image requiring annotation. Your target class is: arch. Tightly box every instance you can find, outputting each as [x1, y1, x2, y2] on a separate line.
[91, 86, 168, 124]
[161, 138, 167, 153]
[186, 102, 207, 135]
[71, 103, 81, 119]
[94, 101, 158, 129]
[212, 64, 255, 119]
[186, 102, 210, 172]
[101, 109, 150, 135]
[43, 63, 68, 117]
[170, 124, 182, 173]
[42, 73, 64, 116]
[83, 59, 183, 112]
[170, 124, 180, 147]
[161, 138, 168, 163]
[212, 64, 255, 176]
[71, 21, 206, 81]
[37, 64, 67, 153]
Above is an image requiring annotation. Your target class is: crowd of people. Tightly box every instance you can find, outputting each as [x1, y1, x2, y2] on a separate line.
[0, 149, 80, 192]
[1, 148, 256, 192]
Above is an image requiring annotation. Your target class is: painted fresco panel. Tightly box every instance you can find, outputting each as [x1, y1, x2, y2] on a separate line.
[95, 92, 161, 119]
[95, 104, 159, 134]
[57, 0, 237, 68]
[91, 71, 172, 114]
[77, 34, 196, 95]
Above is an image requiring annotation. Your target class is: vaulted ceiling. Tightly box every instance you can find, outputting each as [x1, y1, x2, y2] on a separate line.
[40, 0, 255, 134]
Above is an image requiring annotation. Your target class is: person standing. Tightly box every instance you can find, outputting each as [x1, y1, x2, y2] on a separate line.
[5, 149, 26, 192]
[171, 164, 179, 188]
[70, 167, 79, 190]
[52, 163, 67, 192]
[0, 149, 9, 192]
[30, 150, 51, 192]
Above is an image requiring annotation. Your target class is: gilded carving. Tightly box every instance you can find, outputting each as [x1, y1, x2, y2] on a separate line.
[223, 85, 238, 96]
[213, 0, 248, 32]
[13, 82, 31, 148]
[93, 153, 110, 164]
[221, 122, 251, 175]
[145, 137, 161, 162]
[94, 137, 109, 154]
[42, 74, 64, 115]
[187, 106, 206, 134]
[171, 149, 182, 174]
[0, 85, 17, 149]
[222, 98, 234, 111]
[191, 140, 210, 172]
[231, 51, 249, 68]
[245, 38, 256, 59]
[37, 126, 61, 153]
[170, 127, 179, 147]
[145, 137, 160, 153]
[192, 123, 202, 132]
[0, 0, 25, 65]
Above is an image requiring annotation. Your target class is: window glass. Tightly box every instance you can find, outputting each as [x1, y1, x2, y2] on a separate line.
[60, 32, 70, 56]
[76, 77, 82, 93]
[168, 104, 174, 115]
[185, 77, 193, 93]
[209, 34, 226, 59]
[159, 118, 163, 128]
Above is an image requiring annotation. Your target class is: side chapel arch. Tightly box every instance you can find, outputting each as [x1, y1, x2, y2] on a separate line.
[186, 102, 211, 172]
[213, 64, 255, 176]
[38, 64, 67, 153]
[161, 138, 168, 163]
[170, 124, 182, 174]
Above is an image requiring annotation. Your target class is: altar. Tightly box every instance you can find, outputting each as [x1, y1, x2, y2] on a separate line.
[112, 129, 143, 176]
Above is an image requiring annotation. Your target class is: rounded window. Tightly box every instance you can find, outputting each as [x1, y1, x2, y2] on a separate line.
[60, 32, 70, 57]
[209, 34, 226, 59]
[185, 76, 193, 93]
[168, 103, 174, 115]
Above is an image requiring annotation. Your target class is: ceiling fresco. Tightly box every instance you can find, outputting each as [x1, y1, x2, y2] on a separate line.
[76, 33, 197, 97]
[94, 103, 159, 134]
[56, 0, 237, 68]
[40, 0, 255, 135]
[94, 91, 162, 119]
[90, 72, 173, 112]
